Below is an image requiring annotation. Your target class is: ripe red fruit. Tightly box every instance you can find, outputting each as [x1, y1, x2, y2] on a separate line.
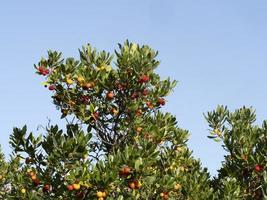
[129, 182, 135, 189]
[131, 92, 139, 100]
[157, 98, 166, 106]
[106, 91, 114, 100]
[138, 75, 150, 83]
[38, 66, 49, 76]
[67, 184, 74, 191]
[48, 85, 55, 91]
[119, 166, 131, 177]
[142, 89, 149, 96]
[42, 184, 51, 192]
[255, 164, 263, 172]
[33, 179, 40, 186]
[146, 101, 154, 109]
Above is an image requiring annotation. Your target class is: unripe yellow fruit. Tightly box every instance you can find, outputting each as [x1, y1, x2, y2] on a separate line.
[21, 188, 26, 194]
[66, 78, 73, 85]
[77, 76, 85, 84]
[174, 183, 182, 190]
[73, 183, 80, 190]
[96, 191, 104, 198]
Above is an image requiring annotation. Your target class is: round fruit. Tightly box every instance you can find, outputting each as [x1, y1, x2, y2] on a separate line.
[31, 175, 37, 181]
[102, 191, 107, 197]
[138, 75, 150, 83]
[96, 191, 104, 198]
[146, 101, 154, 109]
[106, 91, 114, 99]
[66, 184, 74, 191]
[48, 85, 55, 91]
[255, 164, 263, 172]
[136, 127, 142, 133]
[142, 89, 149, 96]
[119, 166, 131, 176]
[83, 82, 94, 90]
[157, 98, 166, 106]
[174, 183, 182, 190]
[129, 182, 135, 189]
[73, 183, 80, 190]
[66, 78, 73, 85]
[33, 179, 40, 186]
[21, 188, 26, 194]
[77, 76, 85, 84]
[43, 184, 51, 192]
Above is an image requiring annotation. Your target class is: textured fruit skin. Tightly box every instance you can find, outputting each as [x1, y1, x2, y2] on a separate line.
[138, 75, 150, 83]
[157, 98, 165, 106]
[129, 182, 135, 189]
[48, 85, 55, 91]
[119, 166, 131, 177]
[73, 183, 81, 190]
[67, 184, 74, 191]
[254, 164, 263, 172]
[106, 91, 114, 99]
[21, 188, 26, 194]
[38, 66, 49, 76]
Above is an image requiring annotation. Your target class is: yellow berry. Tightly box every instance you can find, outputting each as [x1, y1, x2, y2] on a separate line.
[21, 188, 26, 194]
[66, 78, 73, 85]
[77, 76, 85, 84]
[174, 183, 182, 190]
[73, 183, 80, 190]
[96, 191, 103, 198]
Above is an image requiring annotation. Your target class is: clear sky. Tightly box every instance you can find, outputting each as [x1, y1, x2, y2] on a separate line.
[1, 0, 267, 176]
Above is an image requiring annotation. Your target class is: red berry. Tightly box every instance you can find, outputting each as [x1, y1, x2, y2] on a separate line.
[157, 98, 166, 106]
[33, 179, 40, 186]
[106, 91, 114, 100]
[48, 85, 55, 91]
[131, 92, 139, 100]
[138, 75, 150, 83]
[142, 89, 149, 96]
[43, 184, 51, 192]
[255, 164, 263, 172]
[67, 184, 74, 191]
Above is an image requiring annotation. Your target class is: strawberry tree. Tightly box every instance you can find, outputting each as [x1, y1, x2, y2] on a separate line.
[205, 106, 267, 199]
[0, 41, 266, 199]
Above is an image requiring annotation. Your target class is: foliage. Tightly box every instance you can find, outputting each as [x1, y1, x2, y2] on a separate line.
[0, 41, 266, 199]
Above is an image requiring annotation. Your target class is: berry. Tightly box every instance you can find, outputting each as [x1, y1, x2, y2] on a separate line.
[146, 101, 154, 109]
[157, 98, 166, 106]
[142, 89, 149, 96]
[129, 182, 135, 189]
[73, 183, 80, 190]
[21, 188, 26, 194]
[43, 184, 51, 192]
[33, 179, 40, 186]
[96, 191, 104, 198]
[48, 85, 55, 91]
[255, 164, 263, 172]
[138, 75, 150, 83]
[106, 91, 114, 100]
[119, 166, 131, 177]
[66, 184, 74, 191]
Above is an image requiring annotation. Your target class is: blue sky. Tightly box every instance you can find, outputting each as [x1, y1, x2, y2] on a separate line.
[1, 1, 267, 176]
